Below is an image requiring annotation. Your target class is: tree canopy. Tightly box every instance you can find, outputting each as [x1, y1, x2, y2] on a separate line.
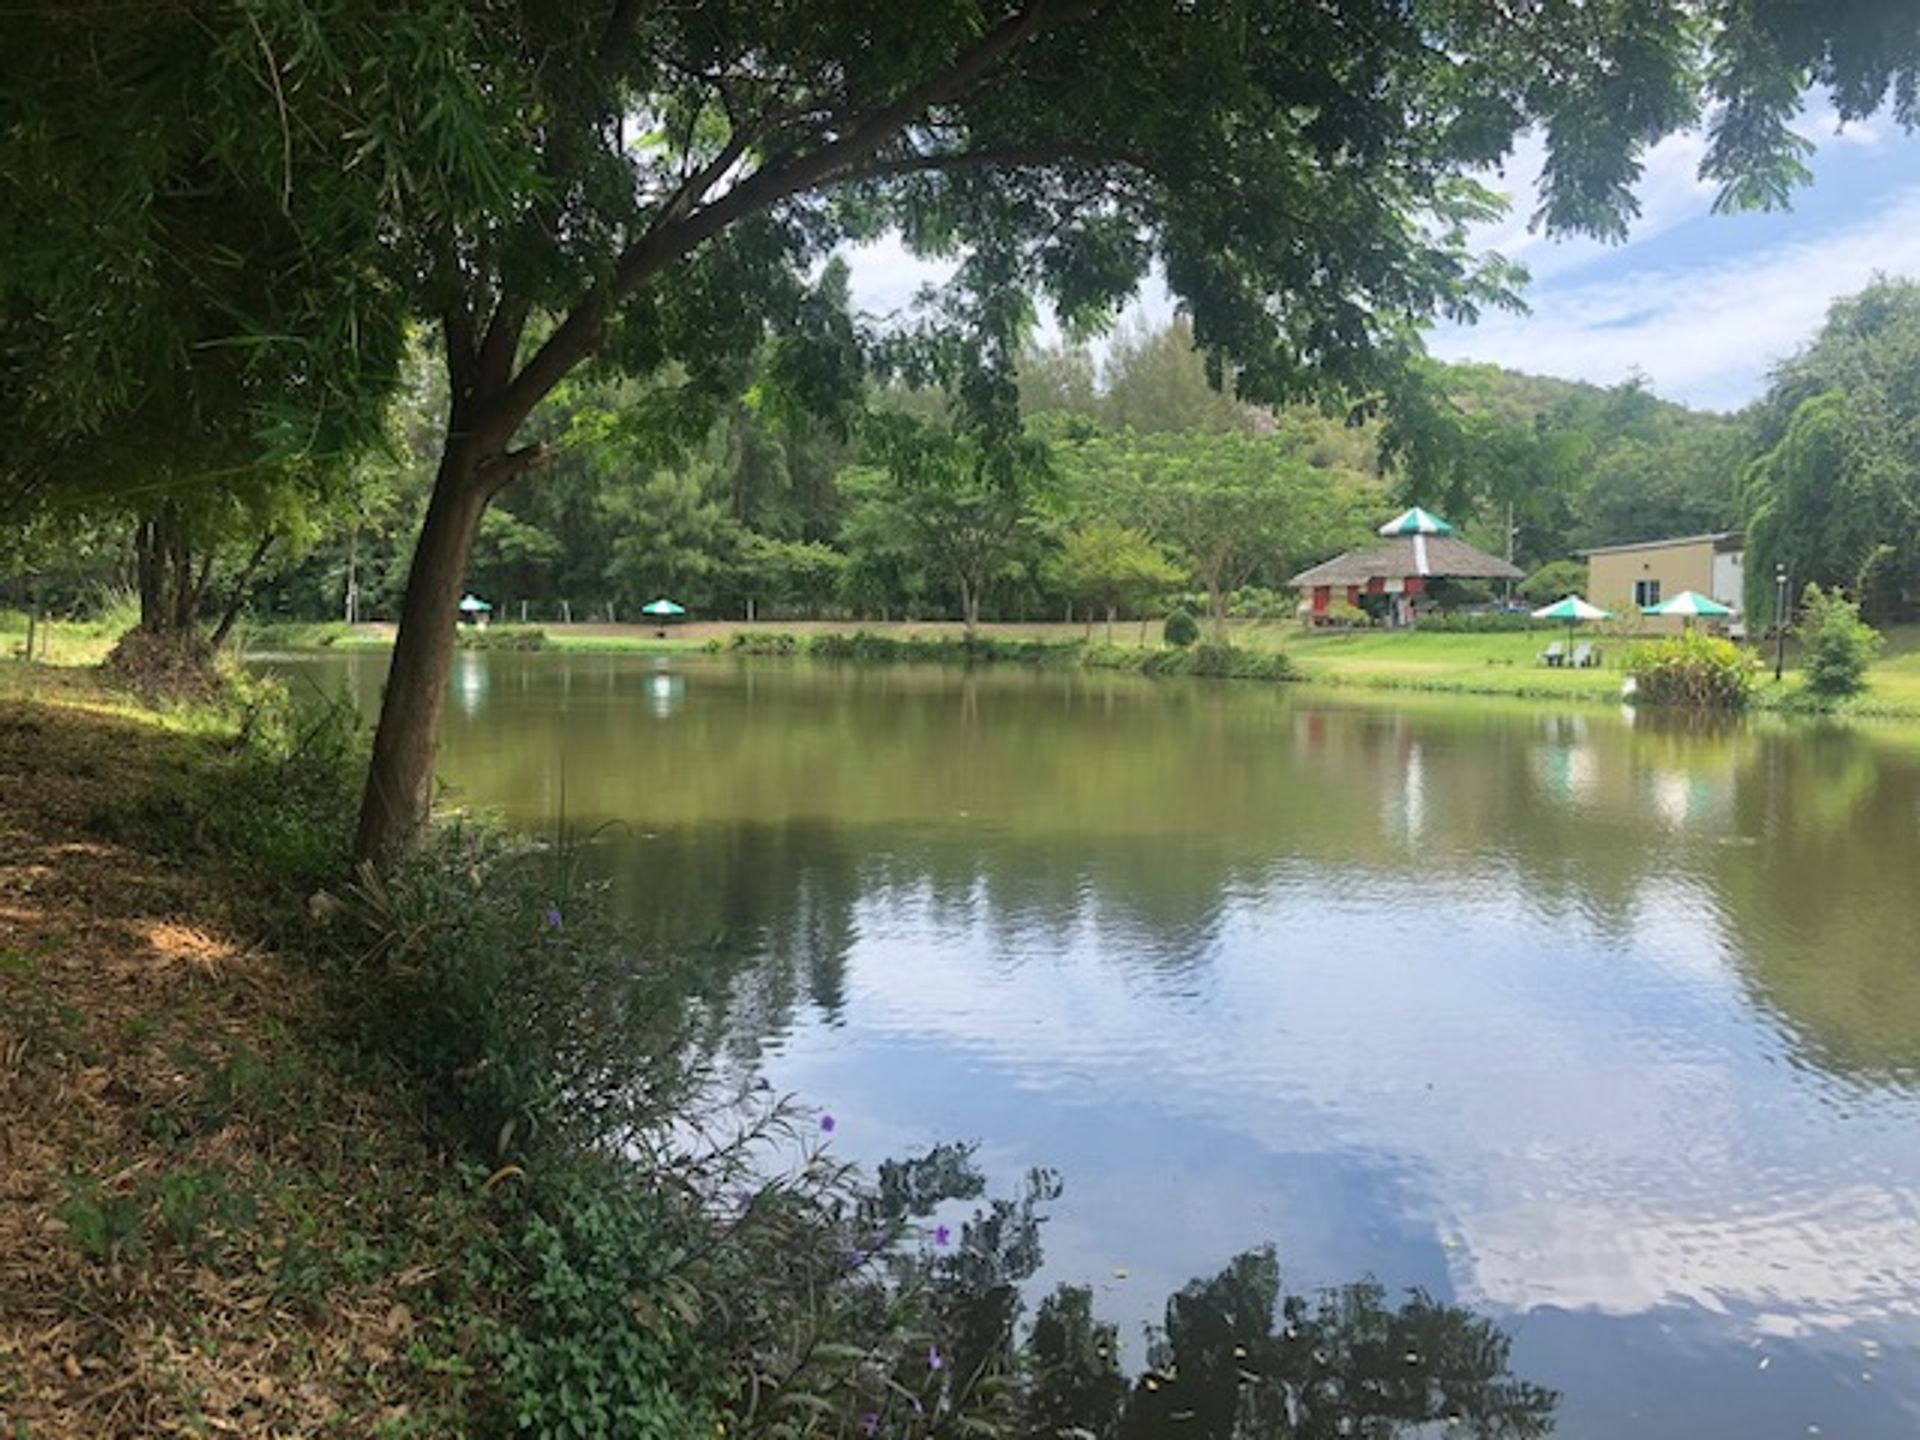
[1742, 277, 1920, 622]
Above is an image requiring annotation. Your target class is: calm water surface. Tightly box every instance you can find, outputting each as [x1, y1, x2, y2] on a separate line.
[280, 651, 1920, 1437]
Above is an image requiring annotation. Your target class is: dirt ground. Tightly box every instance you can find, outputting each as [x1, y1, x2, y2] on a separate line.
[0, 687, 466, 1437]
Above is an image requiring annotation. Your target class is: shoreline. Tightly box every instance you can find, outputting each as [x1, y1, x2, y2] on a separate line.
[233, 620, 1920, 723]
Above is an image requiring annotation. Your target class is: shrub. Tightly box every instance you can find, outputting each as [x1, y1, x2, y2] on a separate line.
[1317, 598, 1370, 627]
[727, 630, 802, 655]
[1519, 559, 1587, 605]
[456, 624, 550, 651]
[106, 678, 365, 905]
[1799, 583, 1882, 699]
[1087, 642, 1298, 682]
[1625, 632, 1755, 709]
[1225, 586, 1293, 620]
[807, 632, 1082, 665]
[1162, 608, 1200, 648]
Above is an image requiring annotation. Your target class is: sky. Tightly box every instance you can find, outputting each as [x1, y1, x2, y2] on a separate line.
[842, 104, 1920, 415]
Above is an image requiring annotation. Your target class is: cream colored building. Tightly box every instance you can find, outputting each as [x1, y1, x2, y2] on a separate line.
[1585, 531, 1744, 621]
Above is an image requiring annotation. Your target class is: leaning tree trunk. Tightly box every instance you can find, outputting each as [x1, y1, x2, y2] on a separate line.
[208, 532, 276, 650]
[353, 445, 492, 868]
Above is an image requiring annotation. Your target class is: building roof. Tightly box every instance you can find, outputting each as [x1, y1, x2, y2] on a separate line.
[1582, 530, 1743, 557]
[1290, 533, 1525, 587]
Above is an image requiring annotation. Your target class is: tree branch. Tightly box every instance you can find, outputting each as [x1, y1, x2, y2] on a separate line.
[486, 0, 1102, 451]
[829, 140, 1151, 187]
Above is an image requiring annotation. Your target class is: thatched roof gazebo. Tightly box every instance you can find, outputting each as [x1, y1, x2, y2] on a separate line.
[1291, 508, 1522, 626]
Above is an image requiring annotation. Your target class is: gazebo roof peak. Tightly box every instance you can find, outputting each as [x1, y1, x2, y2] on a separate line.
[1378, 506, 1454, 537]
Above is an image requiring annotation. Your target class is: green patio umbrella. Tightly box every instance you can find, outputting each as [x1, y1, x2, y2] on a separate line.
[1377, 506, 1454, 536]
[1530, 593, 1612, 646]
[1643, 590, 1732, 629]
[457, 593, 492, 618]
[640, 597, 687, 617]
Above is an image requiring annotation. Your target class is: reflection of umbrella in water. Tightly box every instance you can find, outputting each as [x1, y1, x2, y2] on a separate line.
[1530, 593, 1611, 646]
[1643, 590, 1733, 630]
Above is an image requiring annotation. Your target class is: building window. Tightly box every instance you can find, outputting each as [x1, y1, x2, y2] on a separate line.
[1634, 578, 1662, 607]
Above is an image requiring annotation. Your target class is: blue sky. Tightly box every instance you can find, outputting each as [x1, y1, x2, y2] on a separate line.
[845, 103, 1920, 414]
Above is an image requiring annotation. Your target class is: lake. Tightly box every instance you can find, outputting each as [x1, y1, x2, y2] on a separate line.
[276, 649, 1920, 1438]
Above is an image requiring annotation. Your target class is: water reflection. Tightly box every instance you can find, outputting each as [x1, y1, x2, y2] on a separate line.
[265, 652, 1920, 1436]
[1023, 1249, 1557, 1440]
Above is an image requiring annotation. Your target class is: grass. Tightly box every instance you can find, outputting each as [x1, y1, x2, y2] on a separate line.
[30, 606, 1920, 718]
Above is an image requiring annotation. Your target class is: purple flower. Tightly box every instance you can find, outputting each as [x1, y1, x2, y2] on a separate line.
[927, 1345, 944, 1372]
[544, 907, 562, 929]
[862, 1413, 880, 1437]
[819, 1113, 836, 1134]
[847, 1248, 868, 1269]
[933, 1224, 951, 1247]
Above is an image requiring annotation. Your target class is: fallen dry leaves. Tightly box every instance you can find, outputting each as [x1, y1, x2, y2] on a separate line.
[0, 694, 470, 1437]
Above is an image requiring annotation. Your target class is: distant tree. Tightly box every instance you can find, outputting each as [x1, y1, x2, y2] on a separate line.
[1102, 315, 1254, 436]
[1051, 524, 1184, 639]
[849, 417, 1048, 636]
[1520, 559, 1590, 606]
[1743, 279, 1920, 623]
[600, 465, 742, 614]
[1054, 431, 1368, 640]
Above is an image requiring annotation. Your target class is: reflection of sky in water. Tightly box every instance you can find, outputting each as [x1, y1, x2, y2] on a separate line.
[750, 864, 1920, 1436]
[264, 652, 1920, 1438]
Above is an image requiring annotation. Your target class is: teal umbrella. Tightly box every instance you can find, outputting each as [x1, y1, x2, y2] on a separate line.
[1377, 506, 1454, 537]
[1644, 590, 1732, 629]
[457, 593, 492, 614]
[1531, 593, 1611, 647]
[640, 597, 686, 617]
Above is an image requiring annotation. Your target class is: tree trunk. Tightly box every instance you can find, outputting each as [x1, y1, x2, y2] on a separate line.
[1105, 605, 1116, 643]
[961, 579, 980, 638]
[1207, 576, 1227, 643]
[135, 517, 163, 631]
[353, 447, 491, 868]
[209, 532, 276, 650]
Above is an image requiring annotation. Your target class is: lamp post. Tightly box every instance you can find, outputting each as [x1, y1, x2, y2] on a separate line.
[1774, 563, 1788, 682]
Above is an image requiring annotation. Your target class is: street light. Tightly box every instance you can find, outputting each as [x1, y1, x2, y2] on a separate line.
[1774, 562, 1789, 682]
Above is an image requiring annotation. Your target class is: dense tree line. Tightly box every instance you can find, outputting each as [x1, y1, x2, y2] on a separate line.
[10, 295, 1914, 636]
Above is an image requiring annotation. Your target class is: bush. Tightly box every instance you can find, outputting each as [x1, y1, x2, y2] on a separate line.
[1625, 632, 1755, 709]
[1519, 559, 1587, 605]
[1162, 608, 1200, 648]
[1087, 642, 1299, 682]
[727, 630, 802, 655]
[1225, 586, 1294, 620]
[456, 624, 550, 651]
[807, 632, 1082, 665]
[1799, 583, 1882, 699]
[109, 678, 366, 906]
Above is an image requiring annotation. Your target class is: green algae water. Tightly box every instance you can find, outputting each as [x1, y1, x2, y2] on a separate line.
[272, 650, 1920, 1438]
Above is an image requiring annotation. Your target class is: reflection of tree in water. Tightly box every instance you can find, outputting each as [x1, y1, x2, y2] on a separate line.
[1715, 728, 1920, 1082]
[841, 1149, 1555, 1440]
[1023, 1248, 1556, 1439]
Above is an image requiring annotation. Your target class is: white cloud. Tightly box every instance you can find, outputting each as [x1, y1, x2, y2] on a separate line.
[1429, 185, 1920, 409]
